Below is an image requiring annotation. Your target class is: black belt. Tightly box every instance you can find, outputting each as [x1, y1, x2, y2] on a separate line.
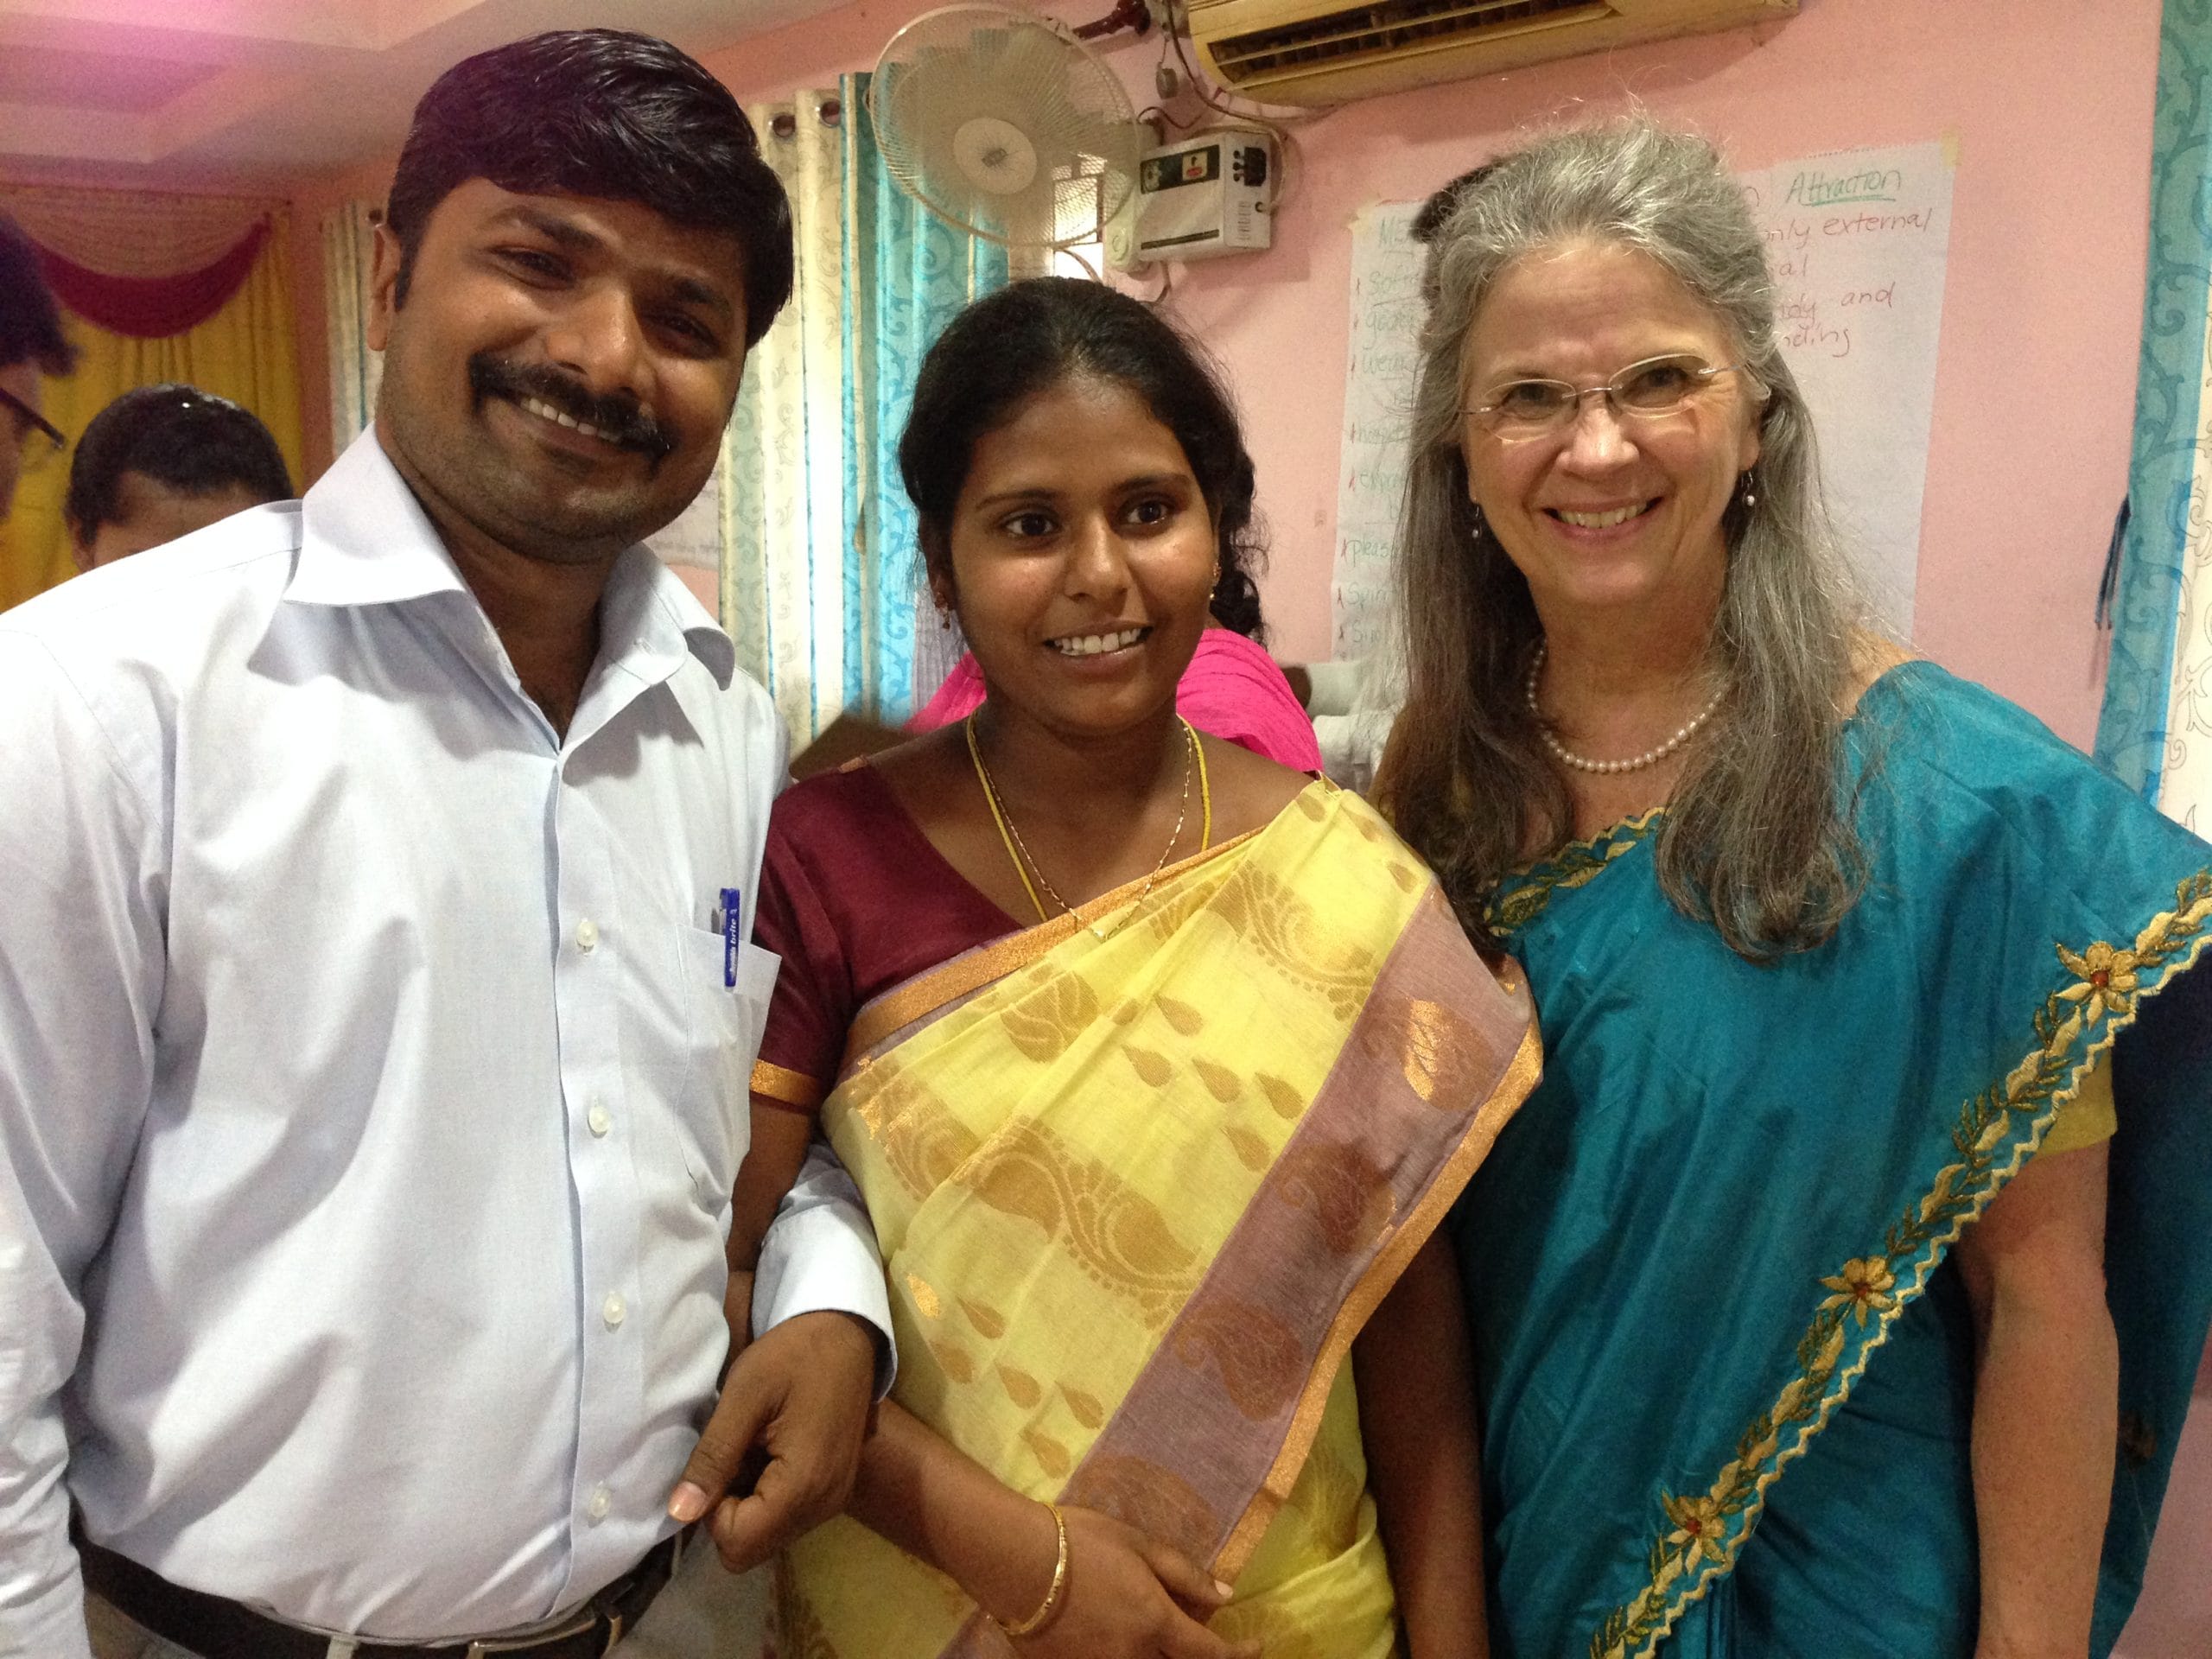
[79, 1529, 686, 1659]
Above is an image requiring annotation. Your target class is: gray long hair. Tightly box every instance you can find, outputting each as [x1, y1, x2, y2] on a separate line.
[1374, 119, 1867, 960]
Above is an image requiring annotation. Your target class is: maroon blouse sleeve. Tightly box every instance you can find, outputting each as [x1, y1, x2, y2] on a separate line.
[748, 761, 1025, 1112]
[749, 802, 855, 1113]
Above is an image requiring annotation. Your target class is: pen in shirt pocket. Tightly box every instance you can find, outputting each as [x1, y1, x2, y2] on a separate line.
[717, 887, 741, 988]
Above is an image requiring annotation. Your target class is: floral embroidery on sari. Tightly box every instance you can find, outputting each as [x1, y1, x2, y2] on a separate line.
[1589, 871, 2212, 1659]
[1484, 810, 1666, 938]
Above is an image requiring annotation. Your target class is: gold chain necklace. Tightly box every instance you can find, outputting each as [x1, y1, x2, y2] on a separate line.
[964, 714, 1211, 940]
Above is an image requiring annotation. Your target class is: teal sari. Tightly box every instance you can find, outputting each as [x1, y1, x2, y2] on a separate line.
[1454, 662, 2212, 1658]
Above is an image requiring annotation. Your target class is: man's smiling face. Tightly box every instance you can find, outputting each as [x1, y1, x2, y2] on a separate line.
[367, 179, 749, 565]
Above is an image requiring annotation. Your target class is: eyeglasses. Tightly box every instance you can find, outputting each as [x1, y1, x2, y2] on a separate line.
[1465, 353, 1764, 440]
[0, 382, 65, 465]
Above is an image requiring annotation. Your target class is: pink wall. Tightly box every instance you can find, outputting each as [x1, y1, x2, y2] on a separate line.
[702, 0, 2157, 750]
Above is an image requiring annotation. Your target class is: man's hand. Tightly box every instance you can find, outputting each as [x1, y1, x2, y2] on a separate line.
[666, 1308, 878, 1571]
[721, 1267, 756, 1368]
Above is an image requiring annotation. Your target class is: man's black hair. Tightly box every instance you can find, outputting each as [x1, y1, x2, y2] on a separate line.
[64, 384, 291, 537]
[0, 214, 78, 377]
[385, 29, 792, 346]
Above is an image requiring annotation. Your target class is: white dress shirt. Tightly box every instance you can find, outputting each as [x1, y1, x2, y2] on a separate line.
[0, 431, 893, 1654]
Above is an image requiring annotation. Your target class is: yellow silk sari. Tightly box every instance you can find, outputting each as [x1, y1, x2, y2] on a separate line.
[772, 783, 1538, 1657]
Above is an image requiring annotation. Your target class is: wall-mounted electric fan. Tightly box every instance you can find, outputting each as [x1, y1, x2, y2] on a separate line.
[868, 5, 1145, 254]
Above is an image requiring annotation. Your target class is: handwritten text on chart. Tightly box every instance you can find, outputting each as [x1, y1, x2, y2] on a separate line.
[1331, 141, 1953, 655]
[1738, 141, 1954, 627]
[1332, 199, 1424, 658]
[1783, 165, 1904, 207]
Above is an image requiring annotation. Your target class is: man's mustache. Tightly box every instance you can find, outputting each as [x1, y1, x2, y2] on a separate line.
[467, 355, 674, 461]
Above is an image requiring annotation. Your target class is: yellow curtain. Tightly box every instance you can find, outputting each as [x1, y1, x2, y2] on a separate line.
[1, 211, 303, 613]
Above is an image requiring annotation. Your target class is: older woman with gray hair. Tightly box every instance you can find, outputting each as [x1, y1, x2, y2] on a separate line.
[1374, 121, 2212, 1658]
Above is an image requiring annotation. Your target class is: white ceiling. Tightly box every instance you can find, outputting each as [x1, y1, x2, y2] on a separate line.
[0, 0, 844, 185]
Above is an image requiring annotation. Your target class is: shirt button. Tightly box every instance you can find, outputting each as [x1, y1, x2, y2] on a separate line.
[588, 1103, 612, 1137]
[603, 1293, 626, 1328]
[588, 1484, 611, 1522]
[575, 918, 600, 952]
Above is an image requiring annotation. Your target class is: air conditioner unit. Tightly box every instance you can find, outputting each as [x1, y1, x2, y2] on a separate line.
[1187, 0, 1795, 108]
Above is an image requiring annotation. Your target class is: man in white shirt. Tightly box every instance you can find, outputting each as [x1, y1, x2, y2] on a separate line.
[0, 30, 890, 1659]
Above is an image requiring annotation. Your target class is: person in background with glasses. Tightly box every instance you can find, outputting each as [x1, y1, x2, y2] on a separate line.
[63, 384, 291, 572]
[1375, 121, 2212, 1658]
[0, 212, 75, 521]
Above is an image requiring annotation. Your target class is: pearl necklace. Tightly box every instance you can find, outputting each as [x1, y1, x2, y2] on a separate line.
[1523, 643, 1726, 775]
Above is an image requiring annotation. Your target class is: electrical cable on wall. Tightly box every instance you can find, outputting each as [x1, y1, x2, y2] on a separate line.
[1157, 0, 1332, 219]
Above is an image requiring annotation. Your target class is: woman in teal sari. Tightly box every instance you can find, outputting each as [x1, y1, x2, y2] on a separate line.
[1376, 122, 2212, 1658]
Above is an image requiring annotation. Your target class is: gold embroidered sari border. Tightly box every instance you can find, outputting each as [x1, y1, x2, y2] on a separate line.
[750, 1059, 824, 1111]
[1218, 1011, 1545, 1579]
[1511, 805, 1669, 878]
[1486, 810, 1666, 937]
[1591, 868, 2212, 1659]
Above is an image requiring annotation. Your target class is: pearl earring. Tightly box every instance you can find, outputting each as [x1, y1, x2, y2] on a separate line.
[1738, 470, 1758, 511]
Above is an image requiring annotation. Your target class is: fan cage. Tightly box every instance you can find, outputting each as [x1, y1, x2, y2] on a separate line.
[869, 7, 1141, 251]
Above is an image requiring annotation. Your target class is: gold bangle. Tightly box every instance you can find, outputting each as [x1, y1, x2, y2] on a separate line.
[990, 1502, 1069, 1638]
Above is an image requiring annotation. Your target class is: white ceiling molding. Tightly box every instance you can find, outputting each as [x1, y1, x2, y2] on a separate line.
[0, 0, 849, 182]
[0, 0, 384, 49]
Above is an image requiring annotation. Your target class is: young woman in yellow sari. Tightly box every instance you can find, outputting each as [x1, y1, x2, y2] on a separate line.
[703, 278, 1537, 1657]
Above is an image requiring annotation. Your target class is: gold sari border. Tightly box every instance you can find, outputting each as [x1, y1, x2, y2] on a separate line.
[1484, 809, 1664, 938]
[840, 817, 1275, 1066]
[1221, 1012, 1544, 1578]
[749, 1059, 823, 1112]
[1594, 868, 2212, 1659]
[1510, 805, 1669, 878]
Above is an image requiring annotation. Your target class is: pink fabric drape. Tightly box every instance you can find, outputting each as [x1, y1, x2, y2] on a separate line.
[909, 628, 1325, 772]
[34, 219, 270, 339]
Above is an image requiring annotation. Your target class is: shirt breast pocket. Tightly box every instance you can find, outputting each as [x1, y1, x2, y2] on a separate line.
[672, 927, 781, 1187]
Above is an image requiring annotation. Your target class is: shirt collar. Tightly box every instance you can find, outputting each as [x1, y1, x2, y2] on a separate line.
[286, 428, 471, 608]
[601, 544, 737, 691]
[287, 427, 734, 690]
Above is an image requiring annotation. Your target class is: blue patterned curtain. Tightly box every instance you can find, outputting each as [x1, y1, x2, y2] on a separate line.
[852, 71, 1011, 721]
[2095, 2, 2212, 802]
[721, 74, 1007, 744]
